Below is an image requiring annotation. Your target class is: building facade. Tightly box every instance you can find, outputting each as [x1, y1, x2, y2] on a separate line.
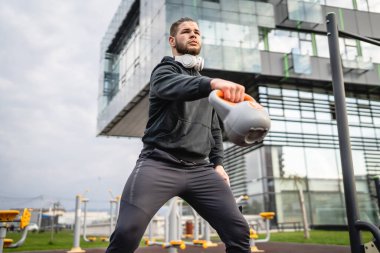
[97, 0, 380, 228]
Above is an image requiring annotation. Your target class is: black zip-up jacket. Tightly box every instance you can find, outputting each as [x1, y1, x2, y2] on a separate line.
[142, 56, 224, 166]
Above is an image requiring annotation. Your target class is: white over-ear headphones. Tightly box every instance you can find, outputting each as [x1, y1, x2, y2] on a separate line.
[174, 54, 204, 71]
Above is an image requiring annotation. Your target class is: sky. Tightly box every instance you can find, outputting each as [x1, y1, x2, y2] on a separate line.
[0, 0, 143, 211]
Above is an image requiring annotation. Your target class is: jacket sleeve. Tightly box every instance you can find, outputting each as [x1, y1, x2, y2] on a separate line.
[150, 63, 212, 101]
[209, 110, 224, 167]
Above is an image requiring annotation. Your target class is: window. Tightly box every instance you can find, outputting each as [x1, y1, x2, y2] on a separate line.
[340, 38, 358, 60]
[318, 124, 332, 135]
[315, 34, 329, 58]
[258, 28, 267, 51]
[302, 123, 318, 134]
[357, 0, 370, 11]
[268, 30, 299, 53]
[281, 146, 307, 177]
[320, 0, 353, 9]
[368, 0, 380, 12]
[301, 110, 315, 119]
[306, 148, 340, 179]
[299, 32, 313, 55]
[285, 109, 301, 119]
[361, 41, 380, 63]
[329, 103, 336, 120]
[269, 108, 284, 116]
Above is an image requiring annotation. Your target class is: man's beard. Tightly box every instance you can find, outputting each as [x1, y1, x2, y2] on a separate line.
[175, 38, 201, 55]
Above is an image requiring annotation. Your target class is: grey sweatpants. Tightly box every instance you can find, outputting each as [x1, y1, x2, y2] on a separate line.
[106, 148, 250, 253]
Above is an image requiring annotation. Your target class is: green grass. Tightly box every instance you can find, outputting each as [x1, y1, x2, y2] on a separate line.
[2, 229, 375, 252]
[4, 230, 109, 252]
[267, 230, 373, 246]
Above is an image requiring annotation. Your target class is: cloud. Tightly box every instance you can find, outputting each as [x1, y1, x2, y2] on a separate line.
[0, 0, 143, 210]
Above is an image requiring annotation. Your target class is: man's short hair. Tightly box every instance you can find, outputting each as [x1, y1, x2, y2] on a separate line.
[170, 17, 197, 36]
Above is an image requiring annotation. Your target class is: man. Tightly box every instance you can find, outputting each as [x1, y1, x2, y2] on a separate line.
[106, 17, 250, 253]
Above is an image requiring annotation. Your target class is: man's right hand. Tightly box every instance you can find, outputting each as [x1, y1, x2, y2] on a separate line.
[210, 78, 245, 103]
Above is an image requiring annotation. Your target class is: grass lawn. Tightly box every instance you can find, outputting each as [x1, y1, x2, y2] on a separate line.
[3, 229, 374, 252]
[267, 230, 373, 246]
[4, 230, 109, 252]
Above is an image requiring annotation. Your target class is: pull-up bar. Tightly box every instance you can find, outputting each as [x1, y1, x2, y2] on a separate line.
[338, 30, 380, 47]
[326, 12, 380, 253]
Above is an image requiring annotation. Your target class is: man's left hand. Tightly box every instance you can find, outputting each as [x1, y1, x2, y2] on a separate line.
[215, 165, 230, 186]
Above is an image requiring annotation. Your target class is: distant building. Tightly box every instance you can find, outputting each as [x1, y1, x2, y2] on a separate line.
[98, 0, 380, 228]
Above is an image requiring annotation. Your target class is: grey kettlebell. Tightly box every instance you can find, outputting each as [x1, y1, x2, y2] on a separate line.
[209, 90, 271, 147]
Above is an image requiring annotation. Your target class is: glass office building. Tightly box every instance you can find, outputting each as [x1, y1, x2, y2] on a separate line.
[98, 0, 380, 227]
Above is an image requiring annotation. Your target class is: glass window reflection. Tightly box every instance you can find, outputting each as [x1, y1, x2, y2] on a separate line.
[322, 0, 353, 9]
[286, 121, 302, 132]
[348, 114, 360, 124]
[285, 109, 301, 119]
[315, 35, 329, 58]
[300, 91, 313, 99]
[269, 108, 284, 116]
[271, 120, 286, 132]
[301, 110, 315, 119]
[315, 112, 331, 121]
[362, 42, 380, 63]
[302, 123, 318, 134]
[356, 0, 370, 11]
[352, 150, 366, 175]
[318, 124, 332, 135]
[283, 89, 298, 97]
[306, 148, 339, 179]
[361, 127, 376, 137]
[267, 87, 281, 96]
[268, 30, 299, 53]
[368, 0, 380, 13]
[281, 147, 307, 177]
[360, 116, 373, 124]
[349, 126, 362, 137]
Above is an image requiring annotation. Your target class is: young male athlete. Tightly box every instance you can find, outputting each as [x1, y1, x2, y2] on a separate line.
[106, 17, 250, 253]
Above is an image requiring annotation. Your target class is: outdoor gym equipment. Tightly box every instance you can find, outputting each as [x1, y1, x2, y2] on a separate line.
[209, 90, 271, 147]
[82, 198, 114, 243]
[68, 195, 86, 253]
[68, 194, 121, 253]
[0, 208, 32, 253]
[326, 12, 380, 253]
[235, 195, 275, 253]
[249, 212, 275, 253]
[145, 197, 218, 252]
[145, 198, 185, 251]
[81, 198, 96, 242]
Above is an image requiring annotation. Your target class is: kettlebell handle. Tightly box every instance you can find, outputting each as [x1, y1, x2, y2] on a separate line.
[213, 90, 263, 110]
[214, 90, 254, 103]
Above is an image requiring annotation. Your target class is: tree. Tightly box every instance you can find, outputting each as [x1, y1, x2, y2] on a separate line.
[290, 174, 310, 239]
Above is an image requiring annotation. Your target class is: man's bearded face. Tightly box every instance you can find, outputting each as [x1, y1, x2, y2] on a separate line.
[173, 21, 202, 55]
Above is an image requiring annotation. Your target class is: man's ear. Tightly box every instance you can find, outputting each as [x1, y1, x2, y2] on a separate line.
[169, 36, 176, 48]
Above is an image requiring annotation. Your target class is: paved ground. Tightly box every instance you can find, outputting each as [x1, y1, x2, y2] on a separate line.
[15, 242, 350, 253]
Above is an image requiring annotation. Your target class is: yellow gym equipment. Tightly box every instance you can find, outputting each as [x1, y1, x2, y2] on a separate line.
[250, 212, 276, 253]
[0, 208, 32, 253]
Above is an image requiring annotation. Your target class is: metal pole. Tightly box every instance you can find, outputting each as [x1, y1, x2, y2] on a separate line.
[82, 199, 89, 242]
[168, 198, 178, 253]
[109, 200, 114, 237]
[67, 195, 85, 253]
[50, 203, 54, 243]
[326, 12, 362, 253]
[115, 196, 121, 222]
[204, 220, 211, 242]
[191, 208, 199, 240]
[0, 225, 6, 253]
